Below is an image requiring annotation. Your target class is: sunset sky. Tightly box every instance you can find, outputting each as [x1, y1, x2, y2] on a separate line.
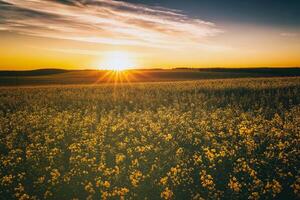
[0, 0, 300, 70]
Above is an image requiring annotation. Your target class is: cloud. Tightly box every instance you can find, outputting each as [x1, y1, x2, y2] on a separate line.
[29, 46, 104, 56]
[280, 32, 298, 37]
[0, 0, 223, 49]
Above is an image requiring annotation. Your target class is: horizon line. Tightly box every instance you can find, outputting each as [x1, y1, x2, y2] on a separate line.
[1, 66, 300, 72]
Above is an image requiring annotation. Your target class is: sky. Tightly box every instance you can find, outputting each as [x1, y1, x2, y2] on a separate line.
[0, 0, 300, 70]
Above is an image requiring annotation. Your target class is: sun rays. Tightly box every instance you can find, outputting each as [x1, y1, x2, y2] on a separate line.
[93, 51, 139, 86]
[92, 69, 156, 86]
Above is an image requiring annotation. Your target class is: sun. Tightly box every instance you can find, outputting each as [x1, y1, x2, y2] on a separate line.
[99, 51, 136, 71]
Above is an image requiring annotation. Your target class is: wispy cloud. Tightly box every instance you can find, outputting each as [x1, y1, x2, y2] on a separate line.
[29, 46, 105, 56]
[0, 0, 222, 49]
[280, 32, 298, 37]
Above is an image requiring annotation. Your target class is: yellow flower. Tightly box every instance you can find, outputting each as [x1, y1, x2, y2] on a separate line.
[200, 171, 215, 190]
[120, 187, 129, 195]
[101, 191, 109, 200]
[103, 181, 110, 188]
[37, 176, 45, 184]
[249, 192, 259, 200]
[19, 194, 30, 200]
[1, 174, 13, 186]
[131, 158, 139, 167]
[160, 177, 168, 185]
[50, 169, 60, 184]
[176, 148, 183, 156]
[270, 180, 282, 196]
[228, 177, 241, 192]
[115, 153, 126, 164]
[161, 187, 173, 200]
[84, 182, 95, 194]
[164, 134, 172, 141]
[129, 170, 143, 187]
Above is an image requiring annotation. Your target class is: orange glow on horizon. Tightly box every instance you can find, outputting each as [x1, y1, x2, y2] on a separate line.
[0, 0, 300, 70]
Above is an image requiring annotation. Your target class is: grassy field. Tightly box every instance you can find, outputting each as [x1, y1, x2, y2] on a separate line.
[0, 77, 300, 199]
[0, 68, 300, 86]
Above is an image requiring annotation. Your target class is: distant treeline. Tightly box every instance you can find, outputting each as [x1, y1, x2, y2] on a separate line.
[0, 69, 70, 76]
[0, 67, 300, 86]
[0, 67, 300, 77]
[196, 67, 300, 75]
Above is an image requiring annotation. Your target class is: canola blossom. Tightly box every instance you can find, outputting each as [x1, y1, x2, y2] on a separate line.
[0, 77, 300, 199]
